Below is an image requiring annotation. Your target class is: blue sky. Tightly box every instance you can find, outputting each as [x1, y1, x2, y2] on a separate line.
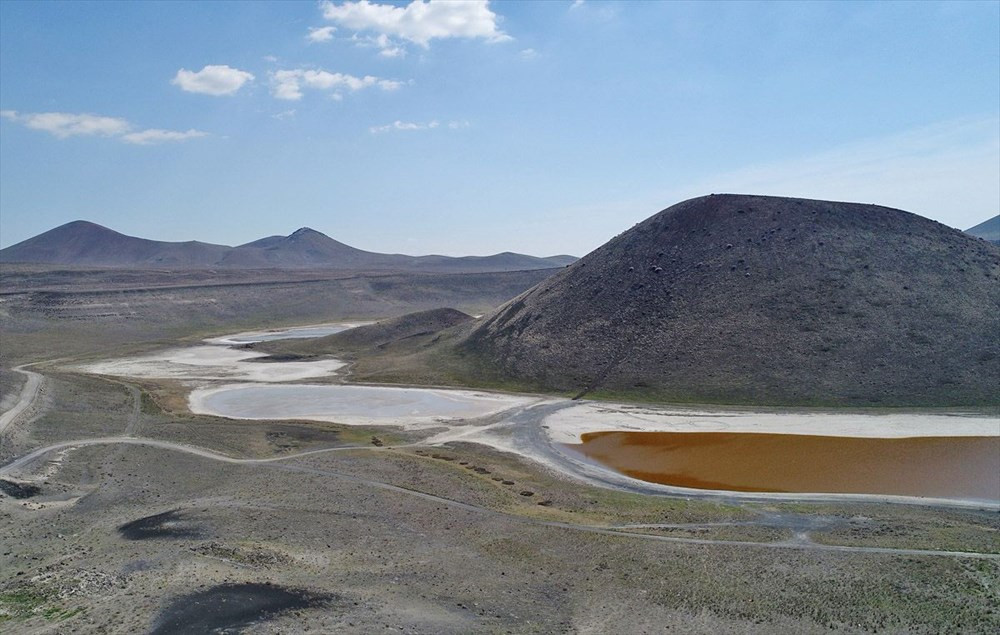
[1, 0, 997, 256]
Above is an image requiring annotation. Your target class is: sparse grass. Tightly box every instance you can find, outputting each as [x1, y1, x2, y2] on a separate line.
[622, 525, 793, 543]
[0, 589, 83, 624]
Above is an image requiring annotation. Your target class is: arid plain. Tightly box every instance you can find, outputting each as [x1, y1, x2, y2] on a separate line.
[2, 198, 999, 634]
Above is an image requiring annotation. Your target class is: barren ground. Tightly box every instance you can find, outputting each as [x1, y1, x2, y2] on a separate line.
[1, 267, 998, 634]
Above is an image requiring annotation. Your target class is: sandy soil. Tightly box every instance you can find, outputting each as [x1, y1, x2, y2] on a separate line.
[77, 345, 346, 383]
[544, 402, 1000, 444]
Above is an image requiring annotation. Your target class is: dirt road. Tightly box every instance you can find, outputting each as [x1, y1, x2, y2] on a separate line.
[0, 365, 43, 435]
[3, 435, 996, 561]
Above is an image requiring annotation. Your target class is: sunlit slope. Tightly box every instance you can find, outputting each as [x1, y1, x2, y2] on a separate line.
[966, 215, 1000, 245]
[0, 220, 230, 267]
[461, 194, 1000, 406]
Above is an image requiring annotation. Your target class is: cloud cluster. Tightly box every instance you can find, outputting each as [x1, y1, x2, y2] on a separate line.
[1, 110, 207, 145]
[319, 0, 509, 56]
[0, 110, 129, 139]
[172, 65, 255, 96]
[271, 69, 402, 101]
[8, 4, 509, 144]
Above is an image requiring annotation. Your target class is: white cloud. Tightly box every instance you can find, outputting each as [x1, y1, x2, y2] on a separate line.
[567, 0, 618, 21]
[121, 128, 208, 145]
[1, 110, 208, 145]
[370, 119, 440, 134]
[519, 48, 537, 60]
[271, 69, 402, 101]
[307, 26, 336, 42]
[377, 78, 404, 91]
[0, 110, 130, 138]
[348, 32, 408, 58]
[272, 109, 297, 121]
[320, 0, 511, 49]
[379, 45, 406, 58]
[370, 119, 470, 134]
[172, 65, 255, 96]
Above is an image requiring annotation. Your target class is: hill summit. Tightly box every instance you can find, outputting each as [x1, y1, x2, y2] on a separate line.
[461, 194, 1000, 406]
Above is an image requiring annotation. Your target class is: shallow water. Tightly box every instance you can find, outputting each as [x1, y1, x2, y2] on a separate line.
[568, 431, 1000, 501]
[190, 384, 533, 426]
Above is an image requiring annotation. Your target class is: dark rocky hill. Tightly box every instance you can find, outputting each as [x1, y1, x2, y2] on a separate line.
[0, 223, 575, 272]
[966, 215, 1000, 245]
[461, 194, 1000, 406]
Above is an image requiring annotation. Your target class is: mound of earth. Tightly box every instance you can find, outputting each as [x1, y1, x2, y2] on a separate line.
[260, 308, 473, 356]
[460, 194, 1000, 406]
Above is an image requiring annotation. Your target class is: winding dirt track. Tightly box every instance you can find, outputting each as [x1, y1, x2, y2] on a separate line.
[3, 435, 997, 561]
[0, 365, 43, 435]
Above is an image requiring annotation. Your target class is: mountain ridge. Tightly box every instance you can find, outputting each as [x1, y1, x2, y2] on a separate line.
[0, 221, 576, 272]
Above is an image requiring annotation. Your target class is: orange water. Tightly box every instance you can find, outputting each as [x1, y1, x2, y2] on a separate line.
[568, 431, 1000, 500]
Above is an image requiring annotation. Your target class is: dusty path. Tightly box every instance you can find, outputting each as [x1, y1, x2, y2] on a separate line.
[0, 365, 43, 435]
[3, 436, 997, 561]
[123, 383, 141, 436]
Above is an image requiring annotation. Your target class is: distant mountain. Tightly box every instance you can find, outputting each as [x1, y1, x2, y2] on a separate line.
[0, 222, 576, 272]
[220, 227, 387, 269]
[966, 215, 999, 244]
[460, 194, 1000, 406]
[0, 220, 230, 267]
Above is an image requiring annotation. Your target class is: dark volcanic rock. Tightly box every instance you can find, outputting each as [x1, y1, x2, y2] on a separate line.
[0, 479, 42, 499]
[150, 583, 333, 634]
[461, 194, 1000, 406]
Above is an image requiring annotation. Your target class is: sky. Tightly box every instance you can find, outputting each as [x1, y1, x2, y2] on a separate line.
[1, 0, 998, 256]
